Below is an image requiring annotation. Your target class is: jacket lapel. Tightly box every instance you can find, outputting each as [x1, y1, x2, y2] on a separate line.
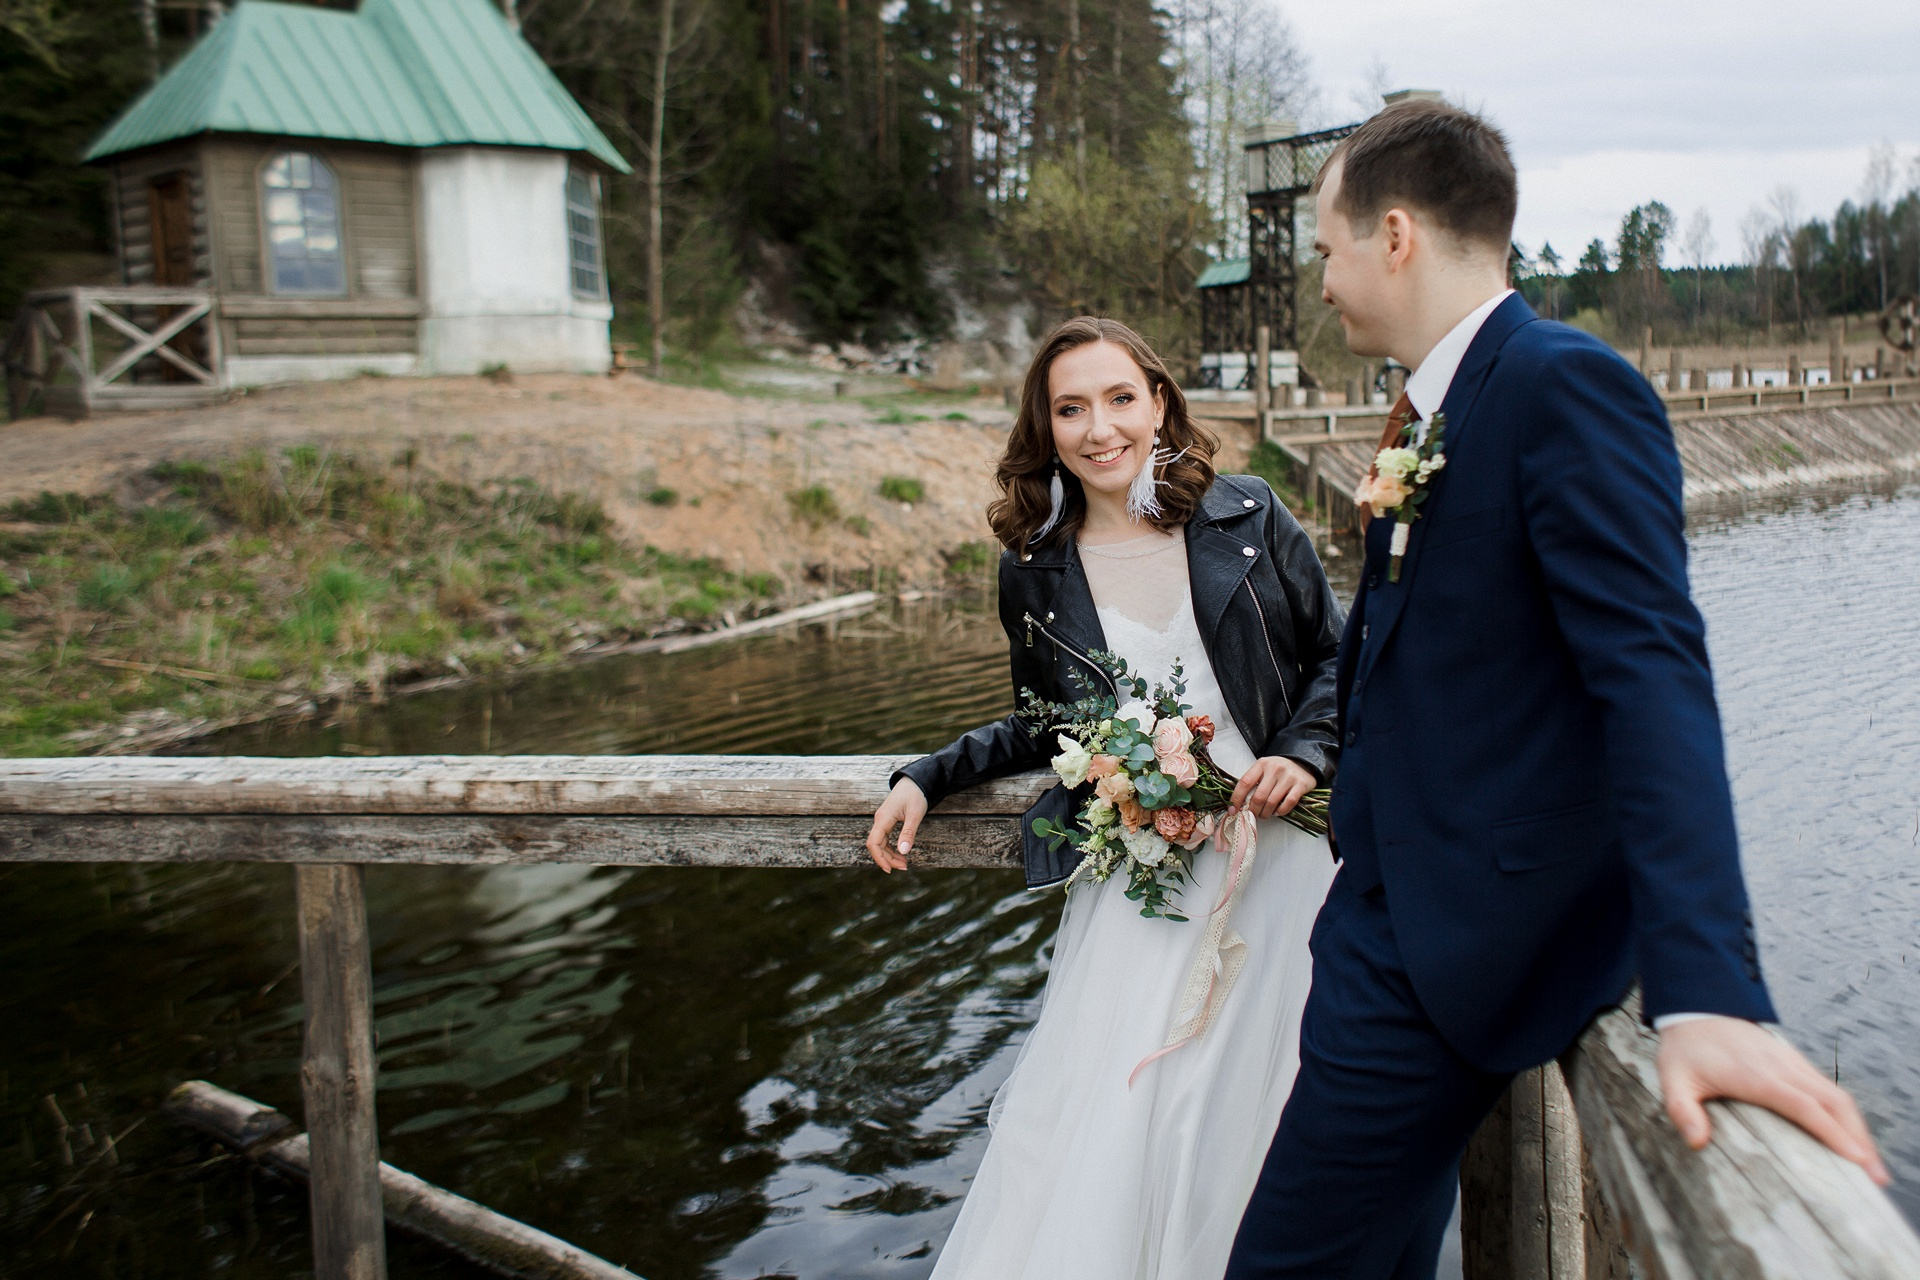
[1187, 478, 1261, 656]
[1015, 534, 1108, 660]
[1355, 294, 1537, 685]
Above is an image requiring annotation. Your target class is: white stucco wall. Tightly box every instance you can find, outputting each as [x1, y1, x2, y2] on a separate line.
[414, 147, 612, 376]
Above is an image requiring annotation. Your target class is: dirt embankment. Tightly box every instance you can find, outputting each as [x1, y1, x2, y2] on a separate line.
[0, 372, 1265, 588]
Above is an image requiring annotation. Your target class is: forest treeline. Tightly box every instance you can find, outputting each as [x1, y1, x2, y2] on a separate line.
[1515, 153, 1920, 347]
[0, 0, 1316, 366]
[4, 0, 1915, 371]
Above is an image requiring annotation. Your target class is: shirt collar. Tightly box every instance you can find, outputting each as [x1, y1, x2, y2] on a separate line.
[1404, 288, 1514, 422]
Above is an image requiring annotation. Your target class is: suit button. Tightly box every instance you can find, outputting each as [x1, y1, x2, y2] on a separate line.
[1242, 546, 1257, 557]
[1362, 625, 1369, 640]
[1243, 499, 1256, 508]
[1368, 573, 1380, 589]
[1344, 729, 1356, 746]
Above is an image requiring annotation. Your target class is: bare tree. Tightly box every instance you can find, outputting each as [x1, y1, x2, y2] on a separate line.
[1861, 142, 1896, 311]
[1168, 0, 1319, 259]
[1741, 207, 1779, 336]
[1681, 207, 1714, 323]
[1767, 184, 1804, 333]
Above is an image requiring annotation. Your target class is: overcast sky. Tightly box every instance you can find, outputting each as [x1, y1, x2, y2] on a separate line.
[1284, 0, 1920, 266]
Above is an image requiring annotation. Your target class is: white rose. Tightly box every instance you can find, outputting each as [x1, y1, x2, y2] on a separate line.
[1115, 699, 1157, 734]
[1051, 734, 1093, 788]
[1121, 825, 1172, 867]
[1375, 447, 1421, 481]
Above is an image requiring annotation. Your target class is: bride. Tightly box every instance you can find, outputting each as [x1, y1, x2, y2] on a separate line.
[866, 316, 1345, 1280]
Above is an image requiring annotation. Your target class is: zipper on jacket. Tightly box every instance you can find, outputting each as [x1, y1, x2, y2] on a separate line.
[1242, 580, 1294, 720]
[1023, 612, 1119, 697]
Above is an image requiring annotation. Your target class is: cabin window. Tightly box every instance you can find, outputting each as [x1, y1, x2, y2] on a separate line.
[566, 169, 603, 298]
[262, 151, 345, 295]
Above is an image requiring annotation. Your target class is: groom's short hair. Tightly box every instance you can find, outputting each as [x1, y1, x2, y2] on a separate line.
[1316, 99, 1516, 253]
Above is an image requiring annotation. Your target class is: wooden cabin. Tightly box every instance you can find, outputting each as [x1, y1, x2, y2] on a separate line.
[75, 0, 630, 390]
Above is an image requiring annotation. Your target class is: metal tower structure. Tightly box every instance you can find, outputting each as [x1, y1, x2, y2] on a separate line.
[1242, 121, 1361, 352]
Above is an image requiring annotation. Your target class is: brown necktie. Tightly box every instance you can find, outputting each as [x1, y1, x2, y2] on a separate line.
[1357, 392, 1418, 533]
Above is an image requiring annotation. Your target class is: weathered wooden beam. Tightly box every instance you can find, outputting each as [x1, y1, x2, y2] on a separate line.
[0, 814, 1022, 866]
[296, 865, 387, 1280]
[0, 755, 1051, 818]
[1562, 996, 1920, 1280]
[167, 1081, 640, 1280]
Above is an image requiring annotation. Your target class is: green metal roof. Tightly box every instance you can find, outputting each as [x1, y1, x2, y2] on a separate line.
[85, 0, 630, 173]
[1196, 257, 1250, 289]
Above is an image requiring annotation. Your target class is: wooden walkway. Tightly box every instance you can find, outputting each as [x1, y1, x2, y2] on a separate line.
[1261, 376, 1920, 530]
[3, 754, 1916, 1280]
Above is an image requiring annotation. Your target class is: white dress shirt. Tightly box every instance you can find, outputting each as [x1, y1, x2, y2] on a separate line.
[1399, 286, 1725, 1035]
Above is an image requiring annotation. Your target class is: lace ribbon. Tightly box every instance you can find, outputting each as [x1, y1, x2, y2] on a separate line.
[1128, 807, 1259, 1088]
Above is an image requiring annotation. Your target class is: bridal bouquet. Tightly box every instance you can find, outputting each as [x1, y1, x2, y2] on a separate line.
[1022, 652, 1330, 921]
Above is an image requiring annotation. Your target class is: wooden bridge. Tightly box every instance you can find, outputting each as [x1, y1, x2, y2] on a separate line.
[2, 754, 1916, 1280]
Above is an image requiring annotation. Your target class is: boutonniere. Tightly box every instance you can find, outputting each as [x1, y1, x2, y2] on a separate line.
[1354, 412, 1447, 583]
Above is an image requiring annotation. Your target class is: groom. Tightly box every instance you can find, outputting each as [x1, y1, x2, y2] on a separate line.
[1225, 100, 1887, 1279]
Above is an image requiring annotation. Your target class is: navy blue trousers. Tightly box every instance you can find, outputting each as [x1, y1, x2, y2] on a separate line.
[1225, 872, 1513, 1280]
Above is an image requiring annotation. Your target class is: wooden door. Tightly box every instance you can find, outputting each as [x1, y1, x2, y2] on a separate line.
[147, 175, 195, 286]
[145, 174, 206, 378]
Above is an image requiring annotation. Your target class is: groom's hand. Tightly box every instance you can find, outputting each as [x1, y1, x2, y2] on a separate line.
[1657, 1016, 1890, 1184]
[1228, 757, 1316, 819]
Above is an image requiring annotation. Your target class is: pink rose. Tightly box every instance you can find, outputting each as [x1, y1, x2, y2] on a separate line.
[1152, 715, 1192, 759]
[1094, 771, 1134, 808]
[1162, 749, 1199, 788]
[1186, 715, 1215, 744]
[1355, 473, 1411, 518]
[1086, 754, 1122, 781]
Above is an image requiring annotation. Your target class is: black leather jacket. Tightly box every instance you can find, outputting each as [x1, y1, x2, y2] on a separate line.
[895, 474, 1345, 889]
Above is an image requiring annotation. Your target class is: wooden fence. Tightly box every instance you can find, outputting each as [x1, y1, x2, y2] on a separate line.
[3, 754, 1916, 1280]
[4, 286, 224, 418]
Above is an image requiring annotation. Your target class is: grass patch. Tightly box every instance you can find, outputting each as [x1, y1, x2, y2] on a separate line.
[646, 486, 679, 507]
[1244, 441, 1307, 509]
[0, 448, 786, 756]
[944, 540, 998, 577]
[786, 485, 841, 527]
[877, 476, 925, 504]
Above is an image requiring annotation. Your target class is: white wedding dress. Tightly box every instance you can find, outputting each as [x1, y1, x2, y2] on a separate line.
[931, 528, 1336, 1280]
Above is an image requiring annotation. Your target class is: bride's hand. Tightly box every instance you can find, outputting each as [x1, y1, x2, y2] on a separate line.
[866, 778, 928, 873]
[1228, 757, 1316, 819]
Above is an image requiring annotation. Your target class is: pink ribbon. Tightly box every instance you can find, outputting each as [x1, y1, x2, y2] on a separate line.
[1128, 808, 1259, 1088]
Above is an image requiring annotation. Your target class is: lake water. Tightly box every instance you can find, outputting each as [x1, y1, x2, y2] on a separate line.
[2, 485, 1915, 1278]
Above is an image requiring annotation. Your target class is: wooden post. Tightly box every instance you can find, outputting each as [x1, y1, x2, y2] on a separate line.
[1876, 347, 1887, 379]
[1508, 1064, 1587, 1279]
[1639, 326, 1651, 379]
[1460, 1090, 1513, 1280]
[1346, 375, 1365, 407]
[1731, 359, 1745, 389]
[1305, 444, 1323, 512]
[1541, 1062, 1585, 1280]
[1830, 328, 1843, 386]
[1512, 1067, 1550, 1278]
[295, 864, 388, 1280]
[1254, 325, 1271, 418]
[1788, 352, 1802, 386]
[1668, 348, 1683, 394]
[1690, 368, 1707, 402]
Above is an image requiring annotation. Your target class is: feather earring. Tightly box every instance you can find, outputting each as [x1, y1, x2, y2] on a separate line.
[1126, 435, 1190, 522]
[1032, 458, 1066, 542]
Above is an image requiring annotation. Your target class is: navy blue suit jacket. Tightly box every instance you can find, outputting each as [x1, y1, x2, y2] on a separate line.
[1329, 294, 1775, 1073]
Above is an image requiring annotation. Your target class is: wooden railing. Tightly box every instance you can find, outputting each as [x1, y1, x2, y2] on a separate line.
[5, 286, 224, 418]
[2, 755, 1916, 1280]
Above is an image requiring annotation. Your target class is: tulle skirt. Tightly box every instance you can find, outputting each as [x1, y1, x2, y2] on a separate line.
[930, 818, 1336, 1280]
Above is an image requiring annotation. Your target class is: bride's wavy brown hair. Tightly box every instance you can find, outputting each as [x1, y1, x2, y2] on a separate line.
[988, 317, 1218, 554]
